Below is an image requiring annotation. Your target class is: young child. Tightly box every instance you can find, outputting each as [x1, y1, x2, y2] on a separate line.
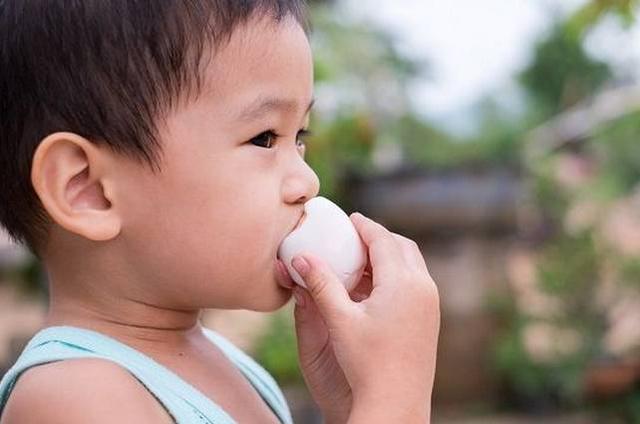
[0, 1, 440, 423]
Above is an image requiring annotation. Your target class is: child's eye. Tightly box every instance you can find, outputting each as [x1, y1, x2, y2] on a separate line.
[296, 129, 311, 149]
[250, 130, 278, 148]
[249, 129, 312, 149]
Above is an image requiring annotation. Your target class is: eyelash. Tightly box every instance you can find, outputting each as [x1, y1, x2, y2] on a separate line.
[249, 129, 311, 149]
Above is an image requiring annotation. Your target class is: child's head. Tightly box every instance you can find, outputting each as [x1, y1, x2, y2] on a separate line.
[0, 0, 319, 313]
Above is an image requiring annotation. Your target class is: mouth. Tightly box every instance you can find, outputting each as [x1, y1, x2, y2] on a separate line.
[276, 257, 295, 289]
[275, 211, 306, 290]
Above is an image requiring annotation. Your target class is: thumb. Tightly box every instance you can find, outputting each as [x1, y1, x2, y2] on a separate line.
[291, 253, 353, 322]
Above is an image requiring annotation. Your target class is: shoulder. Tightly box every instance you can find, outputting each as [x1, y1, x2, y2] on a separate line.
[203, 328, 276, 385]
[203, 328, 291, 414]
[1, 358, 173, 424]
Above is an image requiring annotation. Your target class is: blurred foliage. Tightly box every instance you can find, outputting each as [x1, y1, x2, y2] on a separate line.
[591, 110, 640, 194]
[492, 323, 592, 412]
[0, 251, 47, 298]
[493, 3, 640, 419]
[0, 259, 46, 297]
[595, 390, 640, 423]
[568, 0, 639, 38]
[396, 105, 524, 169]
[253, 309, 304, 385]
[519, 23, 611, 119]
[492, 234, 605, 411]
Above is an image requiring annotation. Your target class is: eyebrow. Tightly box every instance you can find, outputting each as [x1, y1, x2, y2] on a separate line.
[237, 96, 315, 122]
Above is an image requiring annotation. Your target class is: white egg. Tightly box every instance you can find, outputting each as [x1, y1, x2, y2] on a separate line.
[277, 196, 367, 292]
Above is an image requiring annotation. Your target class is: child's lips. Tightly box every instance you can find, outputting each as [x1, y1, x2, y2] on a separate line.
[275, 211, 306, 291]
[276, 211, 307, 289]
[276, 258, 295, 289]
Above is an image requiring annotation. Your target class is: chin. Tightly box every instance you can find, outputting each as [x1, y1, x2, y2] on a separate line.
[243, 282, 294, 313]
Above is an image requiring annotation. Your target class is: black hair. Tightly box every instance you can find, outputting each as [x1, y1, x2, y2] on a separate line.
[0, 0, 308, 258]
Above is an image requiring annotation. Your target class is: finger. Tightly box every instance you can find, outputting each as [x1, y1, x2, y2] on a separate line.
[350, 213, 405, 284]
[292, 252, 353, 323]
[390, 232, 418, 271]
[292, 288, 331, 364]
[390, 232, 436, 287]
[390, 232, 429, 274]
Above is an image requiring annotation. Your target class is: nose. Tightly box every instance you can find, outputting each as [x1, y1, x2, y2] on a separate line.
[282, 152, 320, 205]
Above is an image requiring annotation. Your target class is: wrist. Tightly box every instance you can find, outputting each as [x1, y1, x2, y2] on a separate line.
[320, 402, 352, 424]
[348, 405, 430, 424]
[349, 391, 431, 423]
[324, 416, 347, 424]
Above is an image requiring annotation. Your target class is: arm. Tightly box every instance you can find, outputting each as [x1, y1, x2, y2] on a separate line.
[1, 358, 173, 424]
[346, 384, 431, 424]
[321, 388, 431, 424]
[347, 400, 430, 424]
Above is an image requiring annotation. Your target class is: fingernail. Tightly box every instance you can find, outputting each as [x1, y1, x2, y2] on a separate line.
[292, 256, 310, 278]
[293, 287, 306, 307]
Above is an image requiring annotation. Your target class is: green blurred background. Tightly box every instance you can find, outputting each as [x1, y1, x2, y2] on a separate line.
[2, 1, 640, 422]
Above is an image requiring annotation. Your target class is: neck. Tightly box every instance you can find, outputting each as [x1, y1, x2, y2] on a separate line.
[45, 294, 204, 346]
[44, 275, 204, 349]
[41, 238, 208, 349]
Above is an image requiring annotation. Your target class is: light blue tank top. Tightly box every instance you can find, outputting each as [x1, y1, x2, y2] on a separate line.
[0, 325, 294, 423]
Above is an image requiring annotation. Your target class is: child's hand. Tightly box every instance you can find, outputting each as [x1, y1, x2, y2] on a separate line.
[290, 213, 440, 422]
[290, 255, 374, 423]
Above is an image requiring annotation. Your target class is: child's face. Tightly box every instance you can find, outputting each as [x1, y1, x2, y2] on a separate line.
[114, 15, 318, 312]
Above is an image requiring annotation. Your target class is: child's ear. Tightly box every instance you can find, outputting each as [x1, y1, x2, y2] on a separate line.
[31, 132, 121, 241]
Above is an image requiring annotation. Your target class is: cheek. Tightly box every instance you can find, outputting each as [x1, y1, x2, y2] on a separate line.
[119, 152, 283, 306]
[171, 180, 277, 270]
